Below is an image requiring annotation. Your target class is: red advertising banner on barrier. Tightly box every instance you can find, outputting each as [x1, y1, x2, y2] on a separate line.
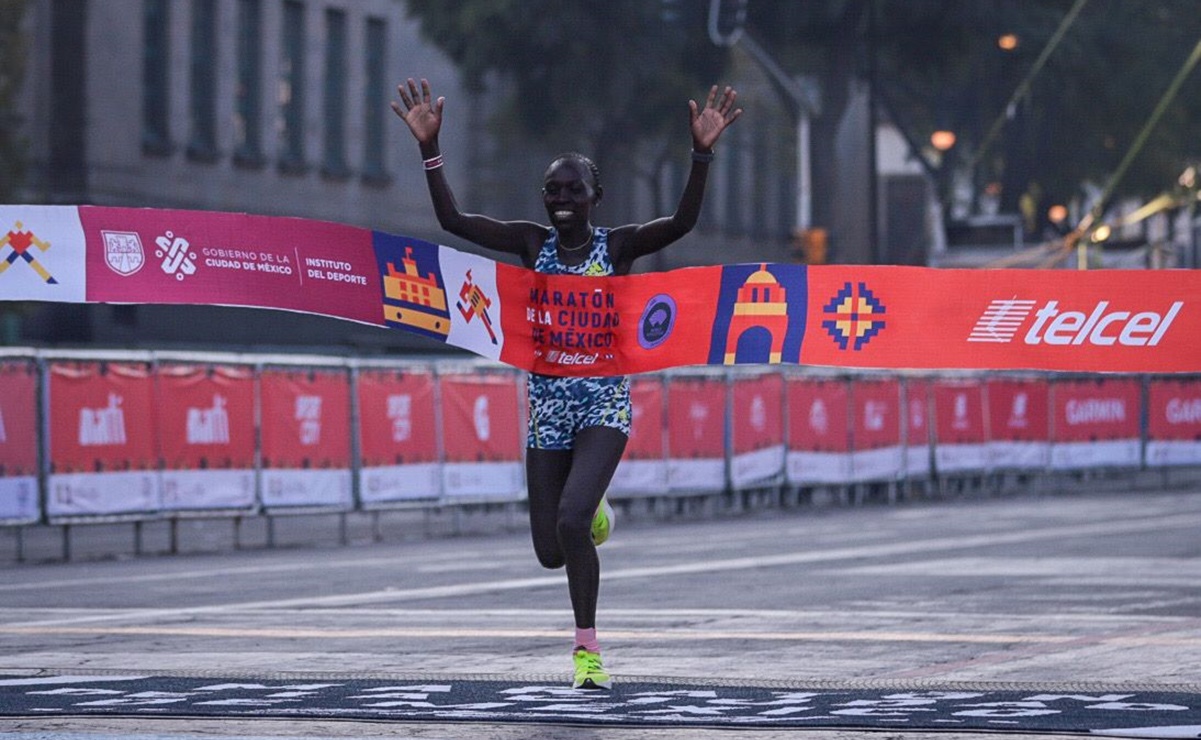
[729, 372, 785, 487]
[987, 377, 1051, 469]
[1050, 377, 1142, 469]
[903, 379, 932, 478]
[667, 374, 727, 492]
[46, 361, 159, 517]
[259, 367, 352, 508]
[155, 364, 256, 510]
[9, 205, 1201, 378]
[931, 379, 988, 474]
[611, 376, 667, 496]
[0, 361, 39, 521]
[1146, 377, 1201, 466]
[439, 372, 523, 499]
[850, 378, 903, 482]
[356, 367, 441, 503]
[786, 377, 852, 485]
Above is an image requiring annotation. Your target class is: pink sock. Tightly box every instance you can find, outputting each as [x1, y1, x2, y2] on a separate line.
[574, 627, 600, 652]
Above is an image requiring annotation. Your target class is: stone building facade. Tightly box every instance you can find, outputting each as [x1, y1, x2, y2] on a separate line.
[11, 0, 877, 353]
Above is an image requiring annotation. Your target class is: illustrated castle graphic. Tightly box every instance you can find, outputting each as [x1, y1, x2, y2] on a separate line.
[382, 246, 450, 339]
[723, 264, 789, 364]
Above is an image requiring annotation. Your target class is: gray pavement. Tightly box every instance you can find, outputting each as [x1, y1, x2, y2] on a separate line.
[2, 487, 1200, 738]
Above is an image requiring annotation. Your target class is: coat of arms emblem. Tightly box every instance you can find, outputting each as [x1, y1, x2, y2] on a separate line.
[101, 230, 145, 276]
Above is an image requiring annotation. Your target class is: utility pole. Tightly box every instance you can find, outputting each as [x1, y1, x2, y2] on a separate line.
[708, 0, 820, 236]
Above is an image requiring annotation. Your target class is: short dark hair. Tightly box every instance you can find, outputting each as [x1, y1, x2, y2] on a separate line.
[549, 152, 601, 192]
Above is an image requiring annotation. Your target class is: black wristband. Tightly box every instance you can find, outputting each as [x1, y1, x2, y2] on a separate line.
[691, 149, 715, 163]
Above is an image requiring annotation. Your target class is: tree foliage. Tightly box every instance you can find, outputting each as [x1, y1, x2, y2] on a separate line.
[404, 0, 727, 169]
[749, 0, 1201, 213]
[409, 0, 1201, 225]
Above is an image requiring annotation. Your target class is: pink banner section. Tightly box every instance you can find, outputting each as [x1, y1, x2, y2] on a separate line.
[439, 372, 524, 500]
[850, 378, 903, 483]
[610, 377, 667, 496]
[786, 377, 853, 485]
[729, 372, 785, 488]
[46, 361, 160, 517]
[1050, 377, 1142, 470]
[6, 205, 1201, 378]
[156, 364, 257, 511]
[356, 367, 441, 504]
[931, 379, 989, 474]
[1146, 377, 1201, 466]
[259, 367, 353, 509]
[666, 373, 727, 492]
[0, 361, 39, 521]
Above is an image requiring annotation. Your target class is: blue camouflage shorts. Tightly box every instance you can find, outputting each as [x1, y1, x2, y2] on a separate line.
[527, 373, 632, 450]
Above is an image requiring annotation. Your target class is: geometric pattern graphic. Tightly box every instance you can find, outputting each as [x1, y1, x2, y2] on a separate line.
[822, 281, 886, 350]
[1, 674, 1199, 735]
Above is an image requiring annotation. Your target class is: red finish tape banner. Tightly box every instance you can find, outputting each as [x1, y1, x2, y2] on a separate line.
[155, 363, 256, 510]
[0, 361, 39, 521]
[4, 205, 1200, 375]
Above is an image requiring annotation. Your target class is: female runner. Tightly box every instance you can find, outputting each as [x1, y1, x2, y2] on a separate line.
[393, 78, 741, 689]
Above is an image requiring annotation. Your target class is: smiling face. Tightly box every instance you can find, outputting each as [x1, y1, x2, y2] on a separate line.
[543, 158, 600, 231]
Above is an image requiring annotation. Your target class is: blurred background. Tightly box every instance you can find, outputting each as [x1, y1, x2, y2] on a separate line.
[2, 0, 1200, 355]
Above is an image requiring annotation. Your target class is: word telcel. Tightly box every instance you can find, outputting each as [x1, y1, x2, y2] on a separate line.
[1024, 301, 1182, 346]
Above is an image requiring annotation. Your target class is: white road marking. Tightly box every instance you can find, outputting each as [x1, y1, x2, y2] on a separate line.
[2, 623, 1201, 646]
[4, 512, 1200, 629]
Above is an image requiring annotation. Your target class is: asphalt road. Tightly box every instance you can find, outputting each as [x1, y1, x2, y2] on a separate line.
[1, 487, 1200, 739]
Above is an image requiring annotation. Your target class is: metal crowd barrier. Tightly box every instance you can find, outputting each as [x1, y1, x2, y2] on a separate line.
[2, 346, 1200, 545]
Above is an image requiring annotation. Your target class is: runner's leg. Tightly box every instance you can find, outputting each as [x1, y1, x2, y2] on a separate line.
[526, 448, 573, 569]
[557, 425, 627, 629]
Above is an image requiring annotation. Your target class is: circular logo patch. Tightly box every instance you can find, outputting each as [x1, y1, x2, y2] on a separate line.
[638, 294, 677, 350]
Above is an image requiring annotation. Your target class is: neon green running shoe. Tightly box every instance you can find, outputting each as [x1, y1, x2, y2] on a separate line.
[591, 497, 615, 546]
[572, 647, 613, 690]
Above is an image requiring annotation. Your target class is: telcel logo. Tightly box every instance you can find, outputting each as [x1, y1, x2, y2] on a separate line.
[972, 299, 1182, 347]
[546, 350, 598, 365]
[1025, 300, 1181, 346]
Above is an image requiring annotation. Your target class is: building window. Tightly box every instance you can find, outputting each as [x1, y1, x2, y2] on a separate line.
[142, 0, 172, 156]
[361, 17, 389, 185]
[321, 8, 349, 178]
[277, 0, 307, 173]
[187, 0, 218, 161]
[234, 0, 264, 167]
